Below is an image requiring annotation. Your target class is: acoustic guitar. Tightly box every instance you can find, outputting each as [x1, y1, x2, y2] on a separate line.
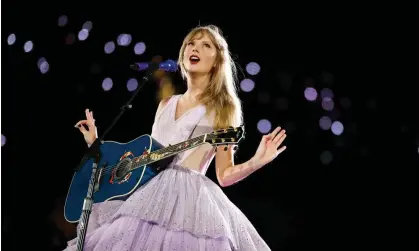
[64, 125, 245, 222]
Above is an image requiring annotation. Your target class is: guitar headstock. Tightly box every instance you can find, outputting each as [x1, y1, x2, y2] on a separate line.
[205, 125, 245, 146]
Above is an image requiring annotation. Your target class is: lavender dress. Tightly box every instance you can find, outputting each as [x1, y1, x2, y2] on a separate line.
[64, 95, 271, 250]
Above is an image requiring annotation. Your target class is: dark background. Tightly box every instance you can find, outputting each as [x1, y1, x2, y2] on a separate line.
[2, 3, 416, 251]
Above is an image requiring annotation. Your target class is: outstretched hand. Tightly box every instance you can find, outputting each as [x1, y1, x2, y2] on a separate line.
[251, 126, 287, 170]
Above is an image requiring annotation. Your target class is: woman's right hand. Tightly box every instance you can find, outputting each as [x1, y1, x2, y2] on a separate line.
[74, 109, 98, 146]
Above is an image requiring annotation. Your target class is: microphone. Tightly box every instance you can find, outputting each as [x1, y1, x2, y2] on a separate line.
[130, 59, 177, 72]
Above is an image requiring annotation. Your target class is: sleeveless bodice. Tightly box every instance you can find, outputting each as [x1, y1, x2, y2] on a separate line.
[151, 95, 216, 175]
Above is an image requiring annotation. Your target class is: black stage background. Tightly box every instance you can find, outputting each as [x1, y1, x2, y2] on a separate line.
[2, 3, 416, 251]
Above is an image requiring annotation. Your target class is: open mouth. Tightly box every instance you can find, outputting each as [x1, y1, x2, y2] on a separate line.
[189, 55, 200, 64]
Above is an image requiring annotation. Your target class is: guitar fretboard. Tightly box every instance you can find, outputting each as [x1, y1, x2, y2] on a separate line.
[130, 134, 206, 170]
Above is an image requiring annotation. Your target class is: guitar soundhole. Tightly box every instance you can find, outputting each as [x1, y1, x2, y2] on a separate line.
[115, 158, 132, 179]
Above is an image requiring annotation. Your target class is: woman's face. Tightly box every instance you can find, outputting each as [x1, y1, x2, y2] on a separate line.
[183, 32, 217, 75]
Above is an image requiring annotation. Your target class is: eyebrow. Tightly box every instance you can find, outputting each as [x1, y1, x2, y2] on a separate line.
[190, 39, 213, 45]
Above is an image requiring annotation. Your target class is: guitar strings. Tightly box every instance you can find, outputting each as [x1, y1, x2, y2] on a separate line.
[97, 133, 235, 178]
[84, 128, 236, 179]
[96, 135, 207, 177]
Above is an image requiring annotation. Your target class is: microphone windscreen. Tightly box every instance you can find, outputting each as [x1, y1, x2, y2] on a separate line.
[159, 60, 177, 72]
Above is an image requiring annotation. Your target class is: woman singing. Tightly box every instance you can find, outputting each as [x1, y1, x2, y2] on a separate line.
[68, 24, 287, 250]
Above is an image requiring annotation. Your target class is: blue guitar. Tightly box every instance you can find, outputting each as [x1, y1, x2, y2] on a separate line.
[64, 126, 245, 223]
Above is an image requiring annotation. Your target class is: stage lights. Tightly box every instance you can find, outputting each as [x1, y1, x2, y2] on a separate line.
[257, 119, 272, 134]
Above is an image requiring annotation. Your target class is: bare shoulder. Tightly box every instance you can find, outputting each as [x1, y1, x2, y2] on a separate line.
[156, 96, 172, 114]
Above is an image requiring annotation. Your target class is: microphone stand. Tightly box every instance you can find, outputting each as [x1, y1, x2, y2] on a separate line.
[74, 63, 160, 251]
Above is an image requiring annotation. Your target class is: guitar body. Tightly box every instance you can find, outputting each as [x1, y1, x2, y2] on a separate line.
[64, 134, 168, 223]
[64, 125, 246, 223]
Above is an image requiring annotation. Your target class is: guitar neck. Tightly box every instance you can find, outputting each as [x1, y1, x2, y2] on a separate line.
[131, 134, 208, 170]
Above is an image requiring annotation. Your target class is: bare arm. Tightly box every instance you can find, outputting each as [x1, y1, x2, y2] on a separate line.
[215, 145, 261, 187]
[215, 126, 287, 187]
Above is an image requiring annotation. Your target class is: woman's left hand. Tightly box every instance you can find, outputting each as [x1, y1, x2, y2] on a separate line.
[251, 126, 287, 170]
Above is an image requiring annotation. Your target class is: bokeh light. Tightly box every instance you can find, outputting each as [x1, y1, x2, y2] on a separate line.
[246, 62, 260, 75]
[24, 41, 33, 52]
[331, 121, 344, 135]
[320, 88, 334, 99]
[7, 33, 16, 45]
[37, 57, 46, 68]
[304, 87, 317, 101]
[320, 150, 333, 165]
[240, 79, 255, 92]
[37, 57, 49, 74]
[321, 97, 334, 111]
[104, 41, 116, 54]
[117, 34, 132, 46]
[82, 21, 93, 31]
[127, 78, 138, 92]
[57, 15, 68, 27]
[102, 77, 113, 91]
[319, 116, 332, 130]
[257, 119, 272, 134]
[1, 134, 6, 146]
[134, 42, 146, 55]
[78, 29, 89, 41]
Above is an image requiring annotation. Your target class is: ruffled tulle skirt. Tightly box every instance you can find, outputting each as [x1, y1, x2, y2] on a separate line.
[64, 165, 271, 251]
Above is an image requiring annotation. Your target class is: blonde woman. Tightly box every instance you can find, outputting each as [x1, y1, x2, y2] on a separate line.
[69, 25, 287, 251]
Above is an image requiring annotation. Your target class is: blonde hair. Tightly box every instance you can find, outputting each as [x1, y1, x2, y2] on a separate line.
[178, 25, 243, 130]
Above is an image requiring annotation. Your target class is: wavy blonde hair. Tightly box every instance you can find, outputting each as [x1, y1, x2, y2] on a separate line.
[178, 25, 243, 130]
